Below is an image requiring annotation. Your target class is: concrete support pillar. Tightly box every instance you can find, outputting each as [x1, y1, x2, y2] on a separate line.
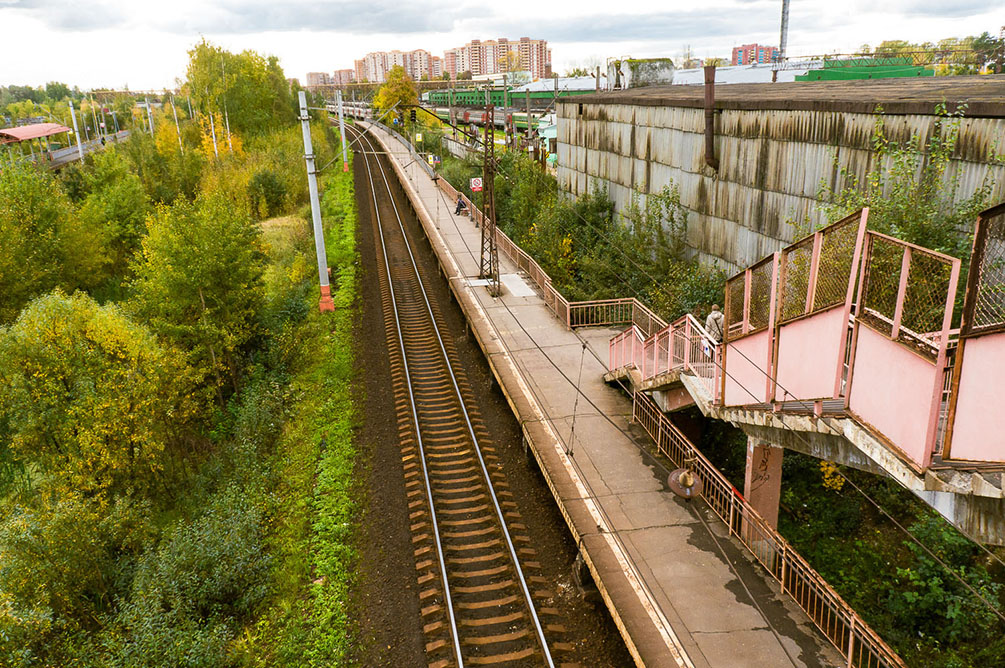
[744, 437, 783, 529]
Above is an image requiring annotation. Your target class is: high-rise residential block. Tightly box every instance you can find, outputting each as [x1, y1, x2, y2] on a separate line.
[732, 43, 780, 65]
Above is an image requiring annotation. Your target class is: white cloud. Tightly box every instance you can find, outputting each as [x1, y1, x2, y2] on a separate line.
[1, 0, 1001, 88]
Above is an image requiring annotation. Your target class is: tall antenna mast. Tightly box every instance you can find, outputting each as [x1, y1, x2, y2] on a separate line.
[778, 0, 791, 61]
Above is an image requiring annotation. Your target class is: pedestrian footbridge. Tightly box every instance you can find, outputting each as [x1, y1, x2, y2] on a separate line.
[606, 204, 1005, 545]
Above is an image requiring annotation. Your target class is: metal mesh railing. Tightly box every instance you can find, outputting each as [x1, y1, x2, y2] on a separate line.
[902, 251, 954, 347]
[779, 238, 812, 322]
[859, 233, 957, 360]
[748, 258, 774, 332]
[726, 275, 745, 340]
[968, 207, 1005, 334]
[814, 216, 859, 311]
[632, 391, 903, 668]
[860, 235, 905, 337]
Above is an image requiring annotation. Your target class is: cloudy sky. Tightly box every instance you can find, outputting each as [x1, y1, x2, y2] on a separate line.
[1, 0, 1001, 89]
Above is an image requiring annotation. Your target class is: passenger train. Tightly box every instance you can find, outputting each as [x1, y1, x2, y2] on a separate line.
[326, 99, 545, 133]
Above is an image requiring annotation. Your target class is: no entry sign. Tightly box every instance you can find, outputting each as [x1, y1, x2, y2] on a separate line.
[470, 177, 483, 192]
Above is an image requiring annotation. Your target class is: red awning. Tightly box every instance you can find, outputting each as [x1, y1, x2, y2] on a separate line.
[0, 122, 73, 144]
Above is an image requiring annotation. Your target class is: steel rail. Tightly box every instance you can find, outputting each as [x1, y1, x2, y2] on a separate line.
[350, 124, 556, 667]
[351, 125, 465, 668]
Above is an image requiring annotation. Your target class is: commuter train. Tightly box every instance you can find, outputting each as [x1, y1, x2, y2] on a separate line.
[430, 107, 542, 131]
[326, 100, 545, 133]
[423, 87, 595, 107]
[325, 99, 372, 121]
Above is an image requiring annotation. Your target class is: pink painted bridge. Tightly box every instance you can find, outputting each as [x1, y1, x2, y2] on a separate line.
[607, 203, 1005, 545]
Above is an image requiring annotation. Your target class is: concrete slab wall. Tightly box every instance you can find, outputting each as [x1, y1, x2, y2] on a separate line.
[557, 102, 1005, 272]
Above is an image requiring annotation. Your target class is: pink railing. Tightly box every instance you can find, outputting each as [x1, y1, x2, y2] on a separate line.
[609, 325, 645, 373]
[942, 201, 1005, 462]
[608, 314, 722, 403]
[633, 391, 904, 668]
[435, 173, 666, 336]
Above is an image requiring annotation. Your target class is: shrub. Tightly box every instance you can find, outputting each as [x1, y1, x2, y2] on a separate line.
[112, 487, 270, 667]
[0, 291, 199, 497]
[249, 168, 287, 219]
[0, 493, 153, 664]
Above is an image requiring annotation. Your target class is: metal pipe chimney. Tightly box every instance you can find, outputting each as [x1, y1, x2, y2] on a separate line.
[703, 65, 719, 170]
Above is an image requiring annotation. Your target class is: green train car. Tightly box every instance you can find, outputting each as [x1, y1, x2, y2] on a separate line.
[424, 87, 595, 107]
[430, 107, 542, 130]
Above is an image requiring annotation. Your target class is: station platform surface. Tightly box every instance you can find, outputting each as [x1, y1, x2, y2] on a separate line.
[362, 121, 842, 668]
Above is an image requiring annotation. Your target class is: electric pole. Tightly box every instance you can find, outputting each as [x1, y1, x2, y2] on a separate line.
[525, 89, 532, 143]
[171, 96, 184, 153]
[89, 95, 100, 139]
[144, 97, 154, 136]
[336, 90, 348, 172]
[479, 105, 500, 296]
[68, 100, 85, 161]
[779, 0, 790, 61]
[298, 90, 335, 312]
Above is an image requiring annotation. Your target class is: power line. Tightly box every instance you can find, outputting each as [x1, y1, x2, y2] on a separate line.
[487, 150, 1005, 578]
[356, 121, 1005, 633]
[493, 180, 1005, 620]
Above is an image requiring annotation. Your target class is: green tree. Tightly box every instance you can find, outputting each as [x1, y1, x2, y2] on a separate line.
[130, 194, 266, 396]
[79, 147, 150, 276]
[120, 130, 205, 204]
[184, 39, 293, 137]
[44, 81, 71, 102]
[0, 292, 198, 497]
[974, 31, 1005, 73]
[373, 65, 418, 122]
[0, 163, 108, 322]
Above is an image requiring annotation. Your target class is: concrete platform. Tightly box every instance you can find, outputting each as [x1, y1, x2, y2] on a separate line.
[360, 121, 843, 668]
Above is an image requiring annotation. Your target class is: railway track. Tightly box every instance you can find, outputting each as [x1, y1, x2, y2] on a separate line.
[348, 124, 567, 667]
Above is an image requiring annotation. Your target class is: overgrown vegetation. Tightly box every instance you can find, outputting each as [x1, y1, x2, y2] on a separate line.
[779, 453, 1005, 667]
[0, 41, 361, 666]
[434, 136, 725, 320]
[815, 103, 996, 259]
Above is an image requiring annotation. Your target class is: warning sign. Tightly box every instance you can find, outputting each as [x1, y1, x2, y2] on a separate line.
[470, 177, 483, 192]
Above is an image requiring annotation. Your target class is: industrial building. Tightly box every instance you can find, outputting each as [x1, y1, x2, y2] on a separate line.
[556, 76, 1005, 272]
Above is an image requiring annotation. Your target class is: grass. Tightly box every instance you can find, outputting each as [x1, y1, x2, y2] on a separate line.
[238, 158, 361, 666]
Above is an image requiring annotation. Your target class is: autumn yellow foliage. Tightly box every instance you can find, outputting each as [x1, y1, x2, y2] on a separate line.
[0, 291, 199, 497]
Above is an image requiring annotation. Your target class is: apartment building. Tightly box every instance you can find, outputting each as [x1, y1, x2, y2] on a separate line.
[444, 37, 550, 79]
[332, 69, 355, 85]
[732, 43, 780, 65]
[305, 72, 331, 86]
[351, 49, 444, 83]
[339, 37, 550, 83]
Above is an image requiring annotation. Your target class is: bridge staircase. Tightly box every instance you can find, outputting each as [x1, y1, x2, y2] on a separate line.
[606, 204, 1005, 545]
